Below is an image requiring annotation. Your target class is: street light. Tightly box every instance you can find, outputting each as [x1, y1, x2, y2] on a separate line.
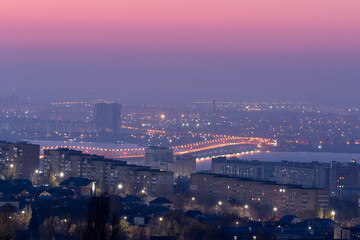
[272, 207, 278, 218]
[117, 184, 123, 190]
[331, 210, 336, 220]
[59, 172, 64, 178]
[191, 197, 195, 201]
[217, 201, 223, 215]
[159, 217, 163, 222]
[244, 205, 249, 209]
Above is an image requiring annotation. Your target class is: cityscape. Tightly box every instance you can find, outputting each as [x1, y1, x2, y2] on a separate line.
[1, 0, 360, 240]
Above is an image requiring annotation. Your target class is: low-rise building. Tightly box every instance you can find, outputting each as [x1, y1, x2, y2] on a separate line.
[60, 177, 95, 197]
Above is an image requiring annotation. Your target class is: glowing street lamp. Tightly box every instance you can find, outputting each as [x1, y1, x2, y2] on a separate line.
[272, 207, 278, 217]
[244, 205, 249, 209]
[117, 184, 123, 190]
[217, 201, 223, 215]
[59, 172, 64, 178]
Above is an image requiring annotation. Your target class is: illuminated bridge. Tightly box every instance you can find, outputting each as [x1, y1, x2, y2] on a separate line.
[41, 136, 275, 159]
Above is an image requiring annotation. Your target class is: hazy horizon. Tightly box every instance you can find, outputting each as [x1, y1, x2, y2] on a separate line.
[1, 0, 360, 104]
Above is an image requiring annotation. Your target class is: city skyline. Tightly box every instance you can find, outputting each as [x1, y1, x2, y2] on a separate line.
[2, 1, 360, 239]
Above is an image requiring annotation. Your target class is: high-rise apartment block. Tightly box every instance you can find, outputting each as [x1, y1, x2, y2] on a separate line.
[94, 102, 121, 134]
[0, 141, 39, 179]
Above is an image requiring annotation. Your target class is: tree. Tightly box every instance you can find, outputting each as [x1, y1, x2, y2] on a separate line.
[0, 204, 17, 239]
[40, 216, 61, 240]
[114, 219, 132, 240]
[181, 220, 205, 240]
[49, 173, 59, 187]
[96, 179, 105, 195]
[83, 195, 110, 240]
[28, 208, 40, 240]
[130, 226, 148, 240]
[14, 204, 32, 230]
[69, 219, 86, 240]
[7, 166, 16, 180]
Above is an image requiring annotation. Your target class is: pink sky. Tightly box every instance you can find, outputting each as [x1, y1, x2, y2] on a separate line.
[1, 0, 360, 53]
[1, 1, 360, 103]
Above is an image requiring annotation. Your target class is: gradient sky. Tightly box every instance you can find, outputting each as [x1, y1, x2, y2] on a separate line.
[1, 0, 360, 104]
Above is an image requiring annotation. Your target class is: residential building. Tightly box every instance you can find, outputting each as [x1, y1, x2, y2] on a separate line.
[144, 146, 174, 168]
[94, 102, 121, 134]
[190, 173, 329, 215]
[0, 141, 39, 179]
[211, 157, 358, 197]
[43, 148, 173, 199]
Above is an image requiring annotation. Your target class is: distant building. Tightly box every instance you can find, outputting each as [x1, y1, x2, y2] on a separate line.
[211, 157, 359, 197]
[44, 148, 173, 199]
[144, 146, 174, 168]
[0, 141, 39, 179]
[190, 173, 329, 215]
[94, 102, 121, 134]
[328, 161, 359, 197]
[143, 147, 195, 180]
[171, 155, 197, 179]
[211, 157, 267, 180]
[273, 161, 327, 189]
